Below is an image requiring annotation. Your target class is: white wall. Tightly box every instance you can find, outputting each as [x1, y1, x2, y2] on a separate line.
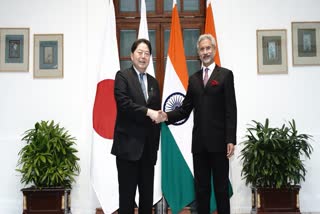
[0, 0, 97, 213]
[0, 0, 319, 213]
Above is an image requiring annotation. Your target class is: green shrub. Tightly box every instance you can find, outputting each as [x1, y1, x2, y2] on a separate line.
[17, 120, 80, 188]
[240, 119, 313, 188]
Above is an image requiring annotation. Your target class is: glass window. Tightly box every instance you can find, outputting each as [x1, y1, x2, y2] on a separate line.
[120, 30, 137, 57]
[187, 60, 200, 76]
[183, 29, 200, 56]
[151, 61, 156, 76]
[164, 0, 181, 11]
[149, 30, 156, 57]
[119, 0, 136, 12]
[164, 29, 170, 57]
[184, 0, 199, 11]
[116, 0, 205, 94]
[120, 60, 132, 70]
[138, 0, 156, 12]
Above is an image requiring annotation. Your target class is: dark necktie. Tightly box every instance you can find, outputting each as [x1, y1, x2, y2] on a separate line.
[139, 73, 147, 101]
[203, 67, 209, 86]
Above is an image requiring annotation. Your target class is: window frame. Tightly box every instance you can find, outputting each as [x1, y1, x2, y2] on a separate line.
[114, 0, 205, 92]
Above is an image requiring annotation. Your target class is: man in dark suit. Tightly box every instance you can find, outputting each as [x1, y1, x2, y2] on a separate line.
[160, 34, 237, 214]
[111, 38, 161, 214]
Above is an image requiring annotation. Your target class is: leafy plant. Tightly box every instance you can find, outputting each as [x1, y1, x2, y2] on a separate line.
[240, 118, 313, 188]
[17, 120, 80, 188]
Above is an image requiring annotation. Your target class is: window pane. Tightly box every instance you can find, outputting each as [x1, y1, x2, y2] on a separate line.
[139, 0, 156, 12]
[164, 29, 170, 57]
[184, 29, 200, 56]
[120, 60, 132, 70]
[149, 30, 156, 57]
[120, 0, 136, 12]
[164, 0, 181, 11]
[120, 30, 137, 57]
[151, 61, 156, 76]
[187, 60, 200, 76]
[184, 0, 199, 11]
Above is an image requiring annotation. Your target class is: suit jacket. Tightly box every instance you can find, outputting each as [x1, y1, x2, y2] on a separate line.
[167, 65, 237, 153]
[111, 66, 161, 165]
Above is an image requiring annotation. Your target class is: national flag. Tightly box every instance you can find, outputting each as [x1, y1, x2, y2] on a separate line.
[205, 0, 221, 66]
[205, 1, 234, 212]
[161, 1, 195, 213]
[137, 0, 162, 205]
[91, 0, 120, 213]
[138, 0, 155, 78]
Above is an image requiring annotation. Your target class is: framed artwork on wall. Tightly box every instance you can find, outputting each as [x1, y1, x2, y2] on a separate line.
[256, 29, 288, 74]
[292, 22, 320, 66]
[0, 28, 29, 72]
[34, 34, 63, 78]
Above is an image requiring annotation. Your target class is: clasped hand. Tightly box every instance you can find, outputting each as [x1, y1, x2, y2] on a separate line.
[147, 109, 167, 124]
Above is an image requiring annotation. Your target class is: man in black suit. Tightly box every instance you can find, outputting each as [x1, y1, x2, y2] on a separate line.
[160, 34, 237, 214]
[111, 38, 161, 214]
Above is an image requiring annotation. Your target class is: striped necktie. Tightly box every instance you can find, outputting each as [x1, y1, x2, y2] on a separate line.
[203, 67, 209, 86]
[139, 73, 147, 101]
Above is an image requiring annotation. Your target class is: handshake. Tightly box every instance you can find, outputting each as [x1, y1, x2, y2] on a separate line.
[147, 109, 168, 124]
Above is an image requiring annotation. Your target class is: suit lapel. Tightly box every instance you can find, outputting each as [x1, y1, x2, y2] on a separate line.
[146, 74, 154, 103]
[195, 70, 204, 88]
[130, 67, 147, 103]
[205, 65, 220, 88]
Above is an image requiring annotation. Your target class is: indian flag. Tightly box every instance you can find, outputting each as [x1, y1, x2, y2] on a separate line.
[161, 1, 195, 213]
[162, 1, 233, 213]
[205, 0, 221, 66]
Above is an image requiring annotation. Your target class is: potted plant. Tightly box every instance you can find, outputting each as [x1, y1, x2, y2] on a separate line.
[239, 118, 313, 214]
[16, 120, 80, 214]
